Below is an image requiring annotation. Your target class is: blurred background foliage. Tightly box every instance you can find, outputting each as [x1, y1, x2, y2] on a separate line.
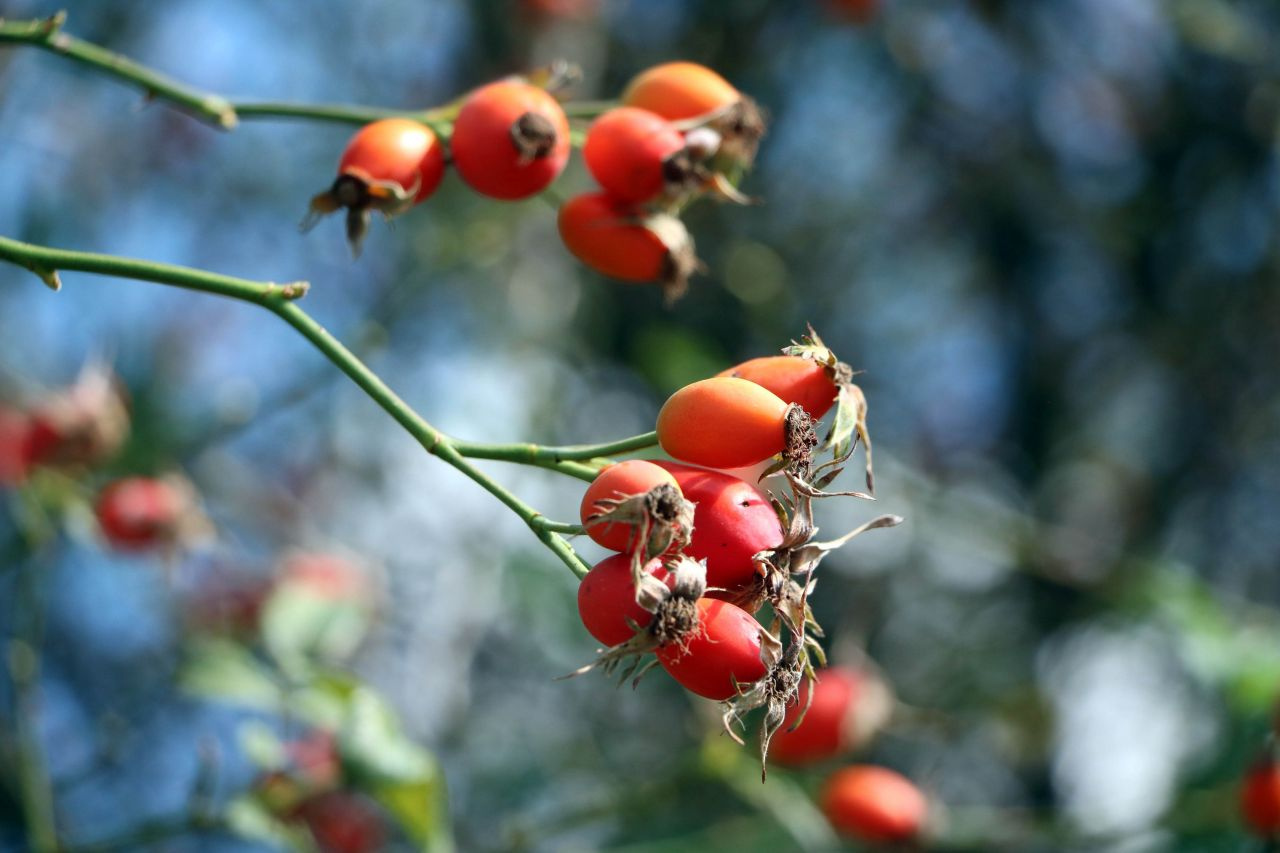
[2, 0, 1280, 850]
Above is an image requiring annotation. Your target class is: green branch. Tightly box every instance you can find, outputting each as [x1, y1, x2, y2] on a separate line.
[452, 432, 659, 464]
[0, 235, 595, 578]
[0, 13, 612, 134]
[0, 12, 238, 129]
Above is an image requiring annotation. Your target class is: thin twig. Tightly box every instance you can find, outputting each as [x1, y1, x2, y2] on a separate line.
[0, 236, 603, 578]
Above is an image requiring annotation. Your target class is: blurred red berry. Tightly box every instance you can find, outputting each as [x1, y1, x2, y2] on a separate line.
[0, 407, 32, 486]
[821, 765, 927, 843]
[293, 791, 385, 853]
[281, 553, 371, 602]
[1243, 759, 1280, 838]
[557, 191, 699, 301]
[94, 476, 200, 551]
[769, 666, 894, 765]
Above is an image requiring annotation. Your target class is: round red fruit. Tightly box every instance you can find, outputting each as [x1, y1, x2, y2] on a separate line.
[653, 462, 781, 592]
[338, 118, 446, 204]
[580, 459, 682, 551]
[583, 107, 689, 203]
[719, 355, 838, 420]
[577, 554, 671, 646]
[451, 81, 570, 200]
[821, 765, 927, 843]
[656, 598, 767, 700]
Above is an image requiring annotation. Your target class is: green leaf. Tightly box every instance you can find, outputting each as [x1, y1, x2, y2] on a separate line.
[225, 794, 313, 850]
[824, 384, 860, 460]
[262, 580, 373, 673]
[375, 776, 454, 853]
[338, 688, 453, 851]
[179, 637, 283, 711]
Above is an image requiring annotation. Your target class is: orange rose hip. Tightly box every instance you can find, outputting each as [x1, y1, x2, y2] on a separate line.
[656, 376, 791, 469]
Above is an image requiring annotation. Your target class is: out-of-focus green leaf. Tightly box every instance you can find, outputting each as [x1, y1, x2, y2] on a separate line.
[335, 688, 452, 850]
[375, 776, 453, 853]
[240, 720, 286, 769]
[179, 637, 283, 711]
[225, 794, 312, 851]
[262, 578, 372, 674]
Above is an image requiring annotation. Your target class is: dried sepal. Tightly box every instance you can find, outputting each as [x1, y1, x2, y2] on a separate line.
[562, 556, 707, 685]
[302, 172, 420, 258]
[782, 325, 874, 492]
[585, 482, 695, 588]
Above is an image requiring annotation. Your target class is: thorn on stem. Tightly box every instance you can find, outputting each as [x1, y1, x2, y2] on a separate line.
[276, 281, 310, 300]
[29, 265, 61, 291]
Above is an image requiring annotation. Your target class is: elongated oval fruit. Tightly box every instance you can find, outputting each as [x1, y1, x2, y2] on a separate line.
[622, 62, 742, 123]
[579, 459, 681, 552]
[656, 598, 767, 699]
[577, 554, 670, 646]
[769, 666, 893, 766]
[652, 461, 781, 592]
[621, 62, 765, 166]
[657, 377, 789, 469]
[719, 355, 837, 420]
[558, 192, 699, 302]
[451, 80, 571, 200]
[821, 765, 927, 843]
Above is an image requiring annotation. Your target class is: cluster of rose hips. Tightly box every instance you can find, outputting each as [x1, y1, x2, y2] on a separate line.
[570, 328, 929, 842]
[305, 61, 762, 302]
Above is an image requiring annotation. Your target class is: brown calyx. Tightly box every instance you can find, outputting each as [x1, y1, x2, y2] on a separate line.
[783, 404, 819, 472]
[511, 111, 559, 162]
[645, 482, 686, 526]
[649, 594, 699, 647]
[710, 97, 767, 165]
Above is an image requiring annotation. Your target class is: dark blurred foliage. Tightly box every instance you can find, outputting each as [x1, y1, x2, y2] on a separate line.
[3, 0, 1280, 850]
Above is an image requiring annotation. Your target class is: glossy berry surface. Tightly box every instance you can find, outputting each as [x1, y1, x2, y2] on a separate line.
[338, 118, 446, 203]
[656, 598, 767, 700]
[653, 461, 781, 592]
[720, 355, 837, 420]
[821, 765, 926, 843]
[583, 107, 687, 203]
[451, 81, 570, 200]
[656, 377, 789, 469]
[622, 61, 741, 122]
[577, 554, 670, 646]
[579, 459, 681, 552]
